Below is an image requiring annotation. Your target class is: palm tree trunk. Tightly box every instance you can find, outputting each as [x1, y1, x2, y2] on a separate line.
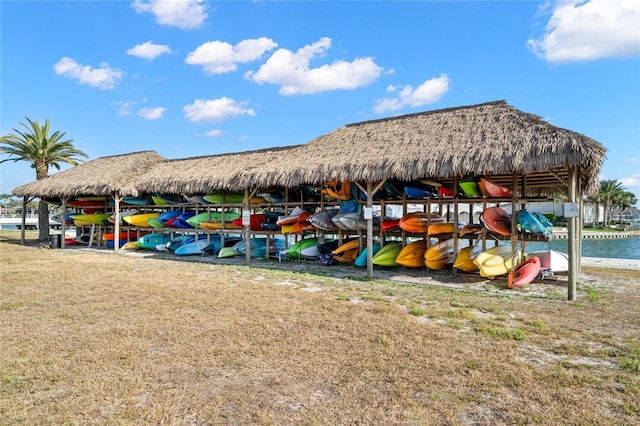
[36, 164, 49, 241]
[38, 200, 49, 241]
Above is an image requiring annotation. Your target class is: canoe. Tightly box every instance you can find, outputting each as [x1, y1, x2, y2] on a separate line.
[322, 180, 352, 201]
[438, 187, 455, 198]
[459, 223, 483, 237]
[478, 177, 512, 198]
[332, 211, 377, 231]
[102, 231, 148, 241]
[276, 206, 305, 226]
[427, 222, 456, 235]
[147, 218, 166, 228]
[71, 213, 112, 226]
[286, 220, 315, 234]
[331, 239, 361, 263]
[516, 210, 552, 235]
[232, 238, 285, 258]
[166, 235, 194, 252]
[396, 240, 428, 268]
[107, 209, 139, 224]
[186, 211, 241, 228]
[453, 244, 483, 273]
[200, 221, 243, 230]
[308, 209, 340, 232]
[174, 235, 218, 256]
[137, 233, 172, 250]
[399, 212, 447, 233]
[508, 256, 541, 288]
[372, 242, 403, 267]
[182, 194, 208, 205]
[403, 185, 437, 199]
[473, 245, 521, 279]
[285, 237, 321, 259]
[231, 213, 266, 231]
[158, 210, 184, 223]
[354, 243, 381, 267]
[459, 175, 482, 197]
[122, 196, 149, 206]
[123, 212, 160, 227]
[217, 247, 238, 258]
[526, 250, 568, 273]
[202, 192, 244, 204]
[480, 207, 512, 236]
[121, 241, 143, 250]
[170, 211, 197, 228]
[381, 218, 401, 232]
[68, 199, 109, 208]
[202, 192, 265, 205]
[424, 239, 456, 270]
[152, 194, 183, 205]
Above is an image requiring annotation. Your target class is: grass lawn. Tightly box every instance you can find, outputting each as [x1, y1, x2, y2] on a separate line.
[1, 231, 639, 424]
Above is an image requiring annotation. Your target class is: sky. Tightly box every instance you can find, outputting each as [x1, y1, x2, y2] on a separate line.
[1, 0, 639, 205]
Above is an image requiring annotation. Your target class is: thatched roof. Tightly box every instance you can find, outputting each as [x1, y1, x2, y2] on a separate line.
[13, 101, 607, 198]
[12, 151, 165, 198]
[138, 100, 606, 196]
[136, 146, 303, 194]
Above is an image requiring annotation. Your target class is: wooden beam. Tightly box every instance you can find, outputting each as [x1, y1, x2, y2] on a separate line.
[567, 167, 579, 301]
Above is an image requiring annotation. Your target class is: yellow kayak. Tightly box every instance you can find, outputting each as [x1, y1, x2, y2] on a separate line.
[473, 245, 521, 279]
[424, 239, 456, 270]
[122, 212, 160, 227]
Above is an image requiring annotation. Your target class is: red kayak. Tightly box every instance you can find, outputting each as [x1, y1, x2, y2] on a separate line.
[480, 207, 512, 236]
[508, 256, 541, 288]
[478, 177, 512, 198]
[232, 214, 266, 231]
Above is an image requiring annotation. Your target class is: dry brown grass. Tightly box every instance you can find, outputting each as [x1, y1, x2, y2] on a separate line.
[1, 231, 639, 425]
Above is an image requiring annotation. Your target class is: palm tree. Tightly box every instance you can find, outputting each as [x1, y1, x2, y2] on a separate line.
[1, 118, 88, 240]
[597, 179, 624, 228]
[612, 190, 638, 229]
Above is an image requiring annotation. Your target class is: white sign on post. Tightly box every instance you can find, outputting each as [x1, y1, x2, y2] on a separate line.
[363, 207, 373, 220]
[564, 202, 579, 218]
[242, 209, 251, 226]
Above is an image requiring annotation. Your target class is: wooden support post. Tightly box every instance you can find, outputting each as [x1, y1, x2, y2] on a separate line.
[113, 195, 121, 253]
[60, 197, 68, 249]
[366, 181, 374, 280]
[567, 167, 579, 301]
[20, 197, 27, 245]
[244, 187, 251, 265]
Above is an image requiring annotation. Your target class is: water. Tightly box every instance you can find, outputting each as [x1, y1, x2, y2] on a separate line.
[527, 237, 640, 260]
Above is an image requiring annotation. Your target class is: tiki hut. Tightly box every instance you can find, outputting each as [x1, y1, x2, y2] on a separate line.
[135, 100, 604, 198]
[12, 151, 166, 248]
[224, 100, 606, 195]
[12, 150, 166, 199]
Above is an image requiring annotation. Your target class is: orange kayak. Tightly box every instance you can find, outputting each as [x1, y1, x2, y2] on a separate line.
[399, 212, 446, 233]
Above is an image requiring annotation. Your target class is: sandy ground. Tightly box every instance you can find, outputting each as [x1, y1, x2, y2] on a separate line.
[581, 256, 640, 270]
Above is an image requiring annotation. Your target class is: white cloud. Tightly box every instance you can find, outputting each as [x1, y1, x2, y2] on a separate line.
[624, 158, 637, 164]
[131, 0, 207, 30]
[185, 37, 277, 75]
[620, 174, 640, 188]
[245, 37, 383, 95]
[138, 107, 166, 120]
[53, 57, 123, 90]
[183, 97, 256, 123]
[127, 41, 173, 60]
[373, 74, 451, 114]
[205, 129, 223, 137]
[527, 0, 640, 62]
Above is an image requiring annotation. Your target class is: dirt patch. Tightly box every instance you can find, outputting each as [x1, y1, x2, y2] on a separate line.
[1, 232, 639, 424]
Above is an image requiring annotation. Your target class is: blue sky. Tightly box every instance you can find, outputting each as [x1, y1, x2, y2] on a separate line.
[1, 0, 639, 204]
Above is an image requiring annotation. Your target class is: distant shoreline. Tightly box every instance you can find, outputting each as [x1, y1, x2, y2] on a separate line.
[581, 256, 640, 271]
